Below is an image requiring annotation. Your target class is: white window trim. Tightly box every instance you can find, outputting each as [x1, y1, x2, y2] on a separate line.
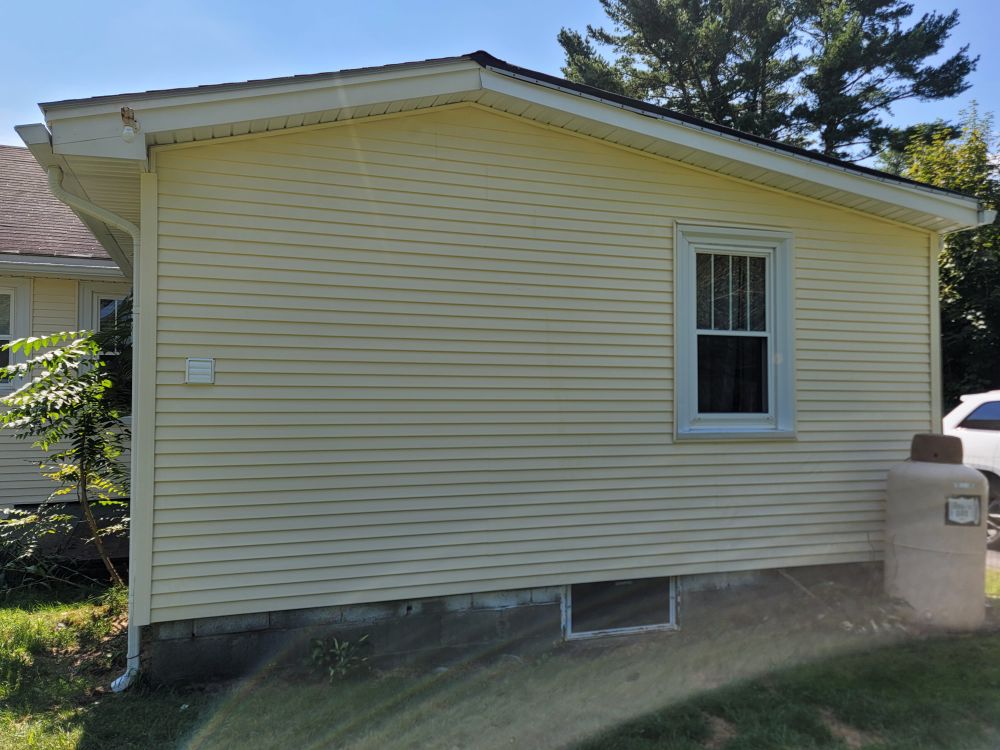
[561, 578, 678, 640]
[675, 224, 795, 439]
[0, 277, 32, 394]
[79, 281, 130, 333]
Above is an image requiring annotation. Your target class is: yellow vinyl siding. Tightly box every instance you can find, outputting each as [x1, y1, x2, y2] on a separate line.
[0, 278, 77, 505]
[31, 278, 77, 335]
[148, 105, 929, 622]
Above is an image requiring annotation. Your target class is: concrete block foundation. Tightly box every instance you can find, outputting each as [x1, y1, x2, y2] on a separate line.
[147, 586, 564, 683]
[144, 564, 879, 684]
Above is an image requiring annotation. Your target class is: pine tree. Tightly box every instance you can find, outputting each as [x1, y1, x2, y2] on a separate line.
[558, 0, 805, 142]
[795, 0, 977, 159]
[558, 0, 977, 158]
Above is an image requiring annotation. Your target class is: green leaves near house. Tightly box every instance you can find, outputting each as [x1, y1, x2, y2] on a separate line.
[0, 331, 130, 586]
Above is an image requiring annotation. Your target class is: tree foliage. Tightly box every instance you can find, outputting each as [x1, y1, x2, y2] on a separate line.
[559, 0, 804, 142]
[900, 108, 1000, 407]
[558, 0, 976, 159]
[0, 331, 130, 585]
[795, 0, 976, 159]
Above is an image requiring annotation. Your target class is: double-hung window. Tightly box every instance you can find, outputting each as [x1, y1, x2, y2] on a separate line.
[676, 225, 794, 437]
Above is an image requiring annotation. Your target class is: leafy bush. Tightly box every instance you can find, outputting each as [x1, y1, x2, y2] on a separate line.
[0, 331, 130, 585]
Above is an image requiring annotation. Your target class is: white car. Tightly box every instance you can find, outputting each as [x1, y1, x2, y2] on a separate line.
[943, 391, 1000, 547]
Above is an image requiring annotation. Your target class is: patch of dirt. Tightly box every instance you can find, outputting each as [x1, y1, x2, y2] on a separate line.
[703, 714, 737, 749]
[820, 708, 876, 749]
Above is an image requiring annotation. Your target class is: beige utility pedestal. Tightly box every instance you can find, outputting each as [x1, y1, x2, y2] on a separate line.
[885, 434, 988, 629]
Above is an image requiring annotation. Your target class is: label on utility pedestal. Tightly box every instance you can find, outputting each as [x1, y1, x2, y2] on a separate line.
[945, 495, 981, 526]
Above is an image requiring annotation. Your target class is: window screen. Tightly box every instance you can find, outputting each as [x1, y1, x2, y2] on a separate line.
[695, 253, 768, 413]
[960, 401, 1000, 431]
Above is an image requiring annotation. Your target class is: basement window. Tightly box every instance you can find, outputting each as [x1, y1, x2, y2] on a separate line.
[563, 577, 677, 639]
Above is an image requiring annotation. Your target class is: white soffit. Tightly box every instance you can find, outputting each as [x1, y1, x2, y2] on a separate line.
[25, 56, 985, 235]
[17, 124, 137, 269]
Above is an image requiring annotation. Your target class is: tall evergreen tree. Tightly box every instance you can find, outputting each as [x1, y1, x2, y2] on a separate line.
[900, 108, 1000, 407]
[795, 0, 977, 159]
[558, 0, 805, 142]
[558, 0, 976, 158]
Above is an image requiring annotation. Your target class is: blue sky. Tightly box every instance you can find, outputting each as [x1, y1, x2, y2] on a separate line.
[1, 0, 996, 150]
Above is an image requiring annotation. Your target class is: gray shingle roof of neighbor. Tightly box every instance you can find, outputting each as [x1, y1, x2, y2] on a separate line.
[0, 145, 108, 259]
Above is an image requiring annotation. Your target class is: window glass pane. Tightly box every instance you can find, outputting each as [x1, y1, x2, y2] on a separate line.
[732, 255, 748, 331]
[0, 346, 7, 369]
[961, 402, 1000, 431]
[697, 335, 768, 413]
[570, 578, 673, 633]
[749, 256, 766, 331]
[0, 294, 10, 337]
[98, 298, 119, 333]
[712, 255, 730, 330]
[696, 253, 712, 329]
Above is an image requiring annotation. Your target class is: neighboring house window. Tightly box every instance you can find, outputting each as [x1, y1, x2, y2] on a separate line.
[0, 278, 31, 391]
[0, 292, 12, 369]
[79, 283, 130, 335]
[960, 402, 1000, 431]
[96, 296, 124, 334]
[676, 225, 794, 437]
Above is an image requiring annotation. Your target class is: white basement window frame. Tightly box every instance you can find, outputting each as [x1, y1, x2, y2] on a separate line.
[561, 577, 678, 640]
[675, 224, 795, 439]
[0, 278, 32, 394]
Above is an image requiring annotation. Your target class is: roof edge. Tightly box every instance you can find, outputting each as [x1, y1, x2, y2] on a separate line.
[39, 55, 477, 112]
[469, 51, 981, 206]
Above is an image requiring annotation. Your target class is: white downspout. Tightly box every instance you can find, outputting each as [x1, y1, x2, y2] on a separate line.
[46, 166, 142, 692]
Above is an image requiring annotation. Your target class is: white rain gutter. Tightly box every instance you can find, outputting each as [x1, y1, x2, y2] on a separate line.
[46, 166, 142, 692]
[0, 257, 124, 279]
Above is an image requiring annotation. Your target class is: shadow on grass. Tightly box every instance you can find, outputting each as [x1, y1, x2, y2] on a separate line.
[572, 634, 1000, 750]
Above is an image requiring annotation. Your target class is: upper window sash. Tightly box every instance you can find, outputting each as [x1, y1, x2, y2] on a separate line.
[675, 225, 795, 439]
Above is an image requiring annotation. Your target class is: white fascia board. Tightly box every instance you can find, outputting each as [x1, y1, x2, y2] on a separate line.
[43, 63, 483, 161]
[15, 122, 51, 146]
[0, 255, 125, 279]
[42, 59, 481, 119]
[479, 68, 983, 231]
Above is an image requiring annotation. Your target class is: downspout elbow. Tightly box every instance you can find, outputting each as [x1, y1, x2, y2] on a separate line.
[46, 166, 137, 275]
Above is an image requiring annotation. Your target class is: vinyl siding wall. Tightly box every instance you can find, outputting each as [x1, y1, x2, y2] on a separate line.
[0, 277, 77, 504]
[149, 104, 932, 623]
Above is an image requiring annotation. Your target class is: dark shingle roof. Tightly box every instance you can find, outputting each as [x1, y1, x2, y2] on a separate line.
[0, 145, 107, 259]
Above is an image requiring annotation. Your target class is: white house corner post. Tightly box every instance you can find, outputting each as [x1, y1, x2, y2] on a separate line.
[930, 232, 943, 430]
[129, 171, 158, 629]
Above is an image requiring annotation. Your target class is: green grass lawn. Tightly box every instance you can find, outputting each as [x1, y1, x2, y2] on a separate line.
[986, 568, 1000, 598]
[574, 634, 1000, 750]
[4, 584, 1000, 750]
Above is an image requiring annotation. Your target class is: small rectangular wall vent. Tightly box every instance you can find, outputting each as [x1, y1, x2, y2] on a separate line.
[185, 357, 215, 384]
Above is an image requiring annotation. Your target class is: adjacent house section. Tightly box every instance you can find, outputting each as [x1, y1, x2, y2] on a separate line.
[0, 145, 128, 507]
